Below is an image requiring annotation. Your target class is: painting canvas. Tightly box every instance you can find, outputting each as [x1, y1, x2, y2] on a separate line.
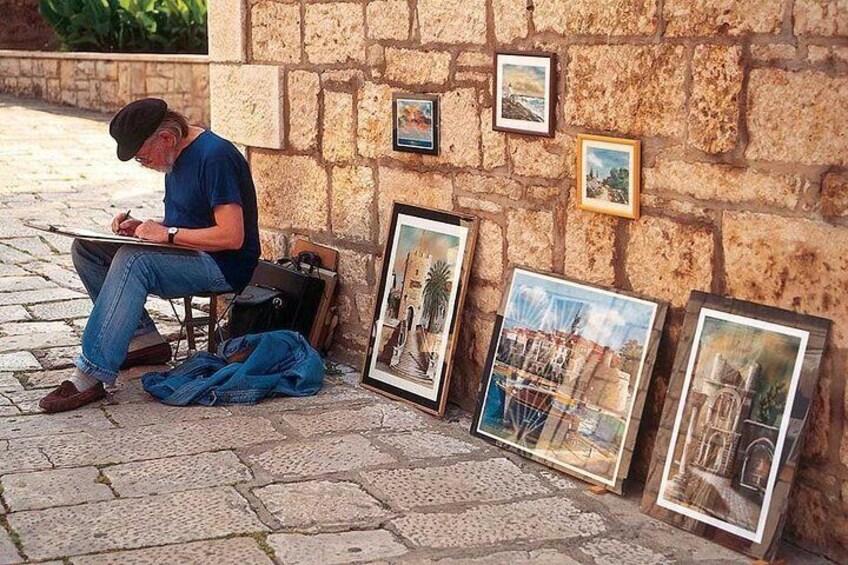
[493, 52, 555, 137]
[362, 204, 477, 416]
[472, 268, 667, 493]
[642, 291, 830, 560]
[577, 134, 641, 219]
[393, 94, 439, 155]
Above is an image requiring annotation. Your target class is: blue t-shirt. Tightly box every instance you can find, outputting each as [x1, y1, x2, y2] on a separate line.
[164, 130, 260, 292]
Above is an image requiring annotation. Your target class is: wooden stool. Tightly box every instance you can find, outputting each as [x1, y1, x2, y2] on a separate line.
[179, 291, 226, 354]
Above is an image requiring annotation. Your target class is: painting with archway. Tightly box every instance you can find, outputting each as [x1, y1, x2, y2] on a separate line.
[362, 204, 477, 416]
[642, 291, 831, 560]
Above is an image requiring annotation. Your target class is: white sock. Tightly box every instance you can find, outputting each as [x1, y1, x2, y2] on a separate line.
[69, 368, 101, 392]
[128, 329, 166, 352]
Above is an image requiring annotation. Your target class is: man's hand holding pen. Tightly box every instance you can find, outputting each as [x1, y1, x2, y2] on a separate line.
[111, 209, 142, 236]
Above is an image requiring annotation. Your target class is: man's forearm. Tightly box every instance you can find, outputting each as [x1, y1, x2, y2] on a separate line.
[171, 225, 244, 252]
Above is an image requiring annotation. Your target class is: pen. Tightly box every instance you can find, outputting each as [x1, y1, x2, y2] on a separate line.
[124, 209, 131, 221]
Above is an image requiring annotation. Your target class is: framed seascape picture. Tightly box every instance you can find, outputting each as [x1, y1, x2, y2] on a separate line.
[471, 268, 667, 493]
[577, 134, 641, 219]
[493, 51, 556, 137]
[641, 291, 830, 560]
[392, 93, 439, 155]
[362, 203, 478, 416]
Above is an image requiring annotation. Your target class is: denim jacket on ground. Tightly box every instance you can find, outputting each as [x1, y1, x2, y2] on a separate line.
[141, 330, 324, 406]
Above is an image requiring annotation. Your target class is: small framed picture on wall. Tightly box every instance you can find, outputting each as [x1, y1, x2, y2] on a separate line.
[493, 51, 556, 137]
[577, 134, 641, 219]
[392, 93, 439, 155]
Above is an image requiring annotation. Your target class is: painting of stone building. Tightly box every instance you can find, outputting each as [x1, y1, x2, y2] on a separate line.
[658, 311, 805, 539]
[474, 269, 661, 488]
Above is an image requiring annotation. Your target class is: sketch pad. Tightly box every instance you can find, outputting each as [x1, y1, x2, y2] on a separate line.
[25, 222, 183, 249]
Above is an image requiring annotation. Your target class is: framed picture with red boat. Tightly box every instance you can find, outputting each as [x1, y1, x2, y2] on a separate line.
[471, 267, 667, 493]
[641, 291, 830, 561]
[361, 203, 478, 417]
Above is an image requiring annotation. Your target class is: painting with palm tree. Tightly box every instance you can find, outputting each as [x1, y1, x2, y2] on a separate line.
[363, 204, 477, 415]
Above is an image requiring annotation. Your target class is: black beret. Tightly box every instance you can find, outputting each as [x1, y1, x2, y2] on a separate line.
[109, 98, 168, 161]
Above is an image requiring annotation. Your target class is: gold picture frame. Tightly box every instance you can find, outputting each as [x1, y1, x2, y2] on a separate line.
[576, 133, 641, 219]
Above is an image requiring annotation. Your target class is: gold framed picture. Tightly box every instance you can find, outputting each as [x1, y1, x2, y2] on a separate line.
[576, 134, 641, 219]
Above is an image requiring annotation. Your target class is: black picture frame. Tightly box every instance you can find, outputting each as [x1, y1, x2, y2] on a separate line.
[392, 93, 439, 155]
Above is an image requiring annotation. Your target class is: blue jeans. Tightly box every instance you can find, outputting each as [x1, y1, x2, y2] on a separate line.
[71, 239, 232, 384]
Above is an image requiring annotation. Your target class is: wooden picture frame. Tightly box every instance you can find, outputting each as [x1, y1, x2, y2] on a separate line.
[492, 51, 556, 137]
[641, 291, 830, 560]
[361, 203, 478, 417]
[576, 133, 641, 219]
[471, 267, 668, 493]
[392, 93, 439, 155]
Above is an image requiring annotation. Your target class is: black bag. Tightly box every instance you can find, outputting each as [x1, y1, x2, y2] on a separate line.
[229, 255, 326, 339]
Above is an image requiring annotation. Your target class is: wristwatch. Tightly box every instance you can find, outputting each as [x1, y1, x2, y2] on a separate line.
[167, 226, 179, 244]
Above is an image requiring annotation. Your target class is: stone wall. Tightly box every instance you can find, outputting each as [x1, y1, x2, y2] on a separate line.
[0, 0, 55, 50]
[0, 51, 210, 125]
[207, 0, 848, 559]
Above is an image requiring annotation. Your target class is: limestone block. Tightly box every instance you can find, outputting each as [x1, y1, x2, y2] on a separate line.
[281, 403, 424, 436]
[258, 228, 287, 260]
[807, 45, 833, 63]
[723, 212, 848, 347]
[362, 458, 549, 510]
[457, 52, 492, 67]
[268, 530, 407, 565]
[564, 46, 687, 138]
[643, 158, 805, 209]
[581, 539, 670, 565]
[471, 220, 504, 283]
[287, 70, 320, 151]
[467, 279, 502, 314]
[455, 172, 522, 199]
[255, 480, 387, 528]
[417, 0, 487, 44]
[374, 430, 479, 459]
[336, 249, 372, 286]
[252, 153, 328, 232]
[377, 167, 453, 241]
[493, 0, 530, 42]
[251, 0, 301, 63]
[209, 64, 283, 149]
[367, 0, 410, 40]
[455, 71, 488, 83]
[1, 467, 112, 511]
[357, 81, 393, 159]
[72, 539, 274, 565]
[751, 43, 797, 61]
[481, 109, 507, 170]
[533, 0, 656, 35]
[688, 45, 743, 154]
[506, 208, 554, 271]
[822, 172, 848, 218]
[746, 70, 848, 165]
[305, 2, 366, 65]
[393, 498, 605, 548]
[663, 0, 783, 36]
[208, 0, 245, 62]
[625, 216, 713, 307]
[248, 435, 395, 478]
[323, 91, 356, 162]
[564, 194, 616, 285]
[794, 0, 848, 36]
[384, 48, 451, 85]
[438, 88, 481, 167]
[509, 133, 572, 179]
[331, 165, 374, 241]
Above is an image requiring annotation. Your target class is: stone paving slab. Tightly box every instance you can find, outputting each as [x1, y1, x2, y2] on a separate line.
[229, 383, 377, 416]
[102, 401, 229, 428]
[103, 451, 252, 498]
[0, 351, 39, 371]
[279, 403, 426, 437]
[0, 373, 23, 393]
[30, 345, 77, 370]
[0, 305, 30, 324]
[1, 466, 113, 511]
[580, 538, 673, 565]
[393, 498, 606, 549]
[8, 487, 268, 561]
[11, 416, 283, 467]
[0, 530, 21, 565]
[0, 447, 52, 475]
[0, 276, 54, 293]
[69, 537, 275, 565]
[361, 458, 550, 510]
[404, 548, 581, 564]
[0, 409, 114, 440]
[0, 330, 80, 354]
[370, 430, 480, 460]
[267, 530, 408, 565]
[247, 434, 395, 479]
[0, 288, 86, 307]
[17, 369, 67, 389]
[1, 390, 52, 414]
[0, 321, 73, 335]
[27, 299, 91, 321]
[254, 480, 389, 529]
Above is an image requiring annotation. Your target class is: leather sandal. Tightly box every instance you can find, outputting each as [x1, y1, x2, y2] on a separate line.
[39, 380, 106, 413]
[121, 342, 172, 369]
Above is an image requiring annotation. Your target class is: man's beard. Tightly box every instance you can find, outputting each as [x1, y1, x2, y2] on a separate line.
[142, 148, 178, 173]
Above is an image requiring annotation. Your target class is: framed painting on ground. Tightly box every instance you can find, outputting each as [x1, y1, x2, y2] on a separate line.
[471, 267, 667, 493]
[577, 133, 641, 219]
[392, 93, 439, 155]
[641, 291, 830, 560]
[362, 203, 478, 416]
[493, 51, 556, 137]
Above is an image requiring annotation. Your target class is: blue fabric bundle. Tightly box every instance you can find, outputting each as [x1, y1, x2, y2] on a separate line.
[141, 330, 324, 406]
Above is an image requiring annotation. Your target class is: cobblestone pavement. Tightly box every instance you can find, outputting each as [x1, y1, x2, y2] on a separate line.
[0, 94, 831, 564]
